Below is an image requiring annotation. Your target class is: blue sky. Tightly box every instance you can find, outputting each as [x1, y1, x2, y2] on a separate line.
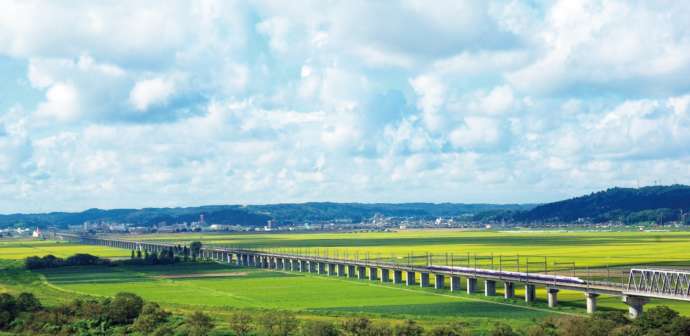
[2, 1, 690, 213]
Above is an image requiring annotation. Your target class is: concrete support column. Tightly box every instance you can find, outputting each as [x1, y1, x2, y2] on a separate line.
[348, 265, 356, 278]
[328, 263, 336, 276]
[525, 284, 536, 303]
[369, 267, 378, 281]
[485, 280, 496, 296]
[406, 271, 416, 286]
[337, 264, 346, 277]
[623, 296, 649, 319]
[585, 293, 599, 314]
[393, 270, 402, 284]
[420, 272, 430, 287]
[300, 260, 307, 272]
[318, 262, 326, 274]
[467, 278, 477, 294]
[450, 276, 461, 292]
[547, 288, 559, 308]
[434, 274, 445, 289]
[357, 266, 366, 279]
[381, 269, 390, 283]
[309, 261, 317, 273]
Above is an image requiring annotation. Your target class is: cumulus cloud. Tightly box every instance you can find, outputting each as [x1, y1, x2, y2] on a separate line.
[2, 1, 690, 212]
[129, 78, 176, 111]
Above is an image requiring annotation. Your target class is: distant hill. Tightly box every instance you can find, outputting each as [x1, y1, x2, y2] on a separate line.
[513, 185, 690, 224]
[0, 202, 532, 229]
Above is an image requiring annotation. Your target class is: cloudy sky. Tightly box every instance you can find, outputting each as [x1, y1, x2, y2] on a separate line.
[2, 1, 690, 213]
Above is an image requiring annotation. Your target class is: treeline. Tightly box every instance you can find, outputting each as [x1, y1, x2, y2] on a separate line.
[474, 185, 690, 225]
[0, 291, 213, 335]
[3, 290, 689, 335]
[220, 307, 690, 336]
[24, 253, 112, 269]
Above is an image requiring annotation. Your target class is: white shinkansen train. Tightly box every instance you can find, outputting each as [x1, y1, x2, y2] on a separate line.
[427, 265, 586, 285]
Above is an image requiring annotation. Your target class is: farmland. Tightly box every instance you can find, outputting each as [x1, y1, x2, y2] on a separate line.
[2, 229, 690, 333]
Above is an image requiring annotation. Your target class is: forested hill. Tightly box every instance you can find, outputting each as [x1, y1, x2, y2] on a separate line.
[0, 203, 531, 229]
[513, 185, 690, 223]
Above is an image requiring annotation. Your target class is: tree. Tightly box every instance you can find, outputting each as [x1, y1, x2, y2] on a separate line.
[393, 320, 423, 336]
[190, 242, 202, 261]
[16, 292, 42, 312]
[301, 320, 339, 336]
[131, 250, 136, 259]
[0, 293, 17, 329]
[132, 302, 171, 334]
[228, 311, 253, 336]
[490, 323, 518, 336]
[107, 292, 144, 324]
[257, 311, 299, 336]
[183, 311, 214, 336]
[137, 249, 142, 259]
[342, 317, 372, 336]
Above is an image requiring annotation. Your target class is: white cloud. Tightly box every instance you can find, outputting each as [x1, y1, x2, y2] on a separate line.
[129, 78, 176, 111]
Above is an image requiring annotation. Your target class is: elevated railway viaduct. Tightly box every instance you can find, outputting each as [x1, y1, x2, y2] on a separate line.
[62, 234, 690, 318]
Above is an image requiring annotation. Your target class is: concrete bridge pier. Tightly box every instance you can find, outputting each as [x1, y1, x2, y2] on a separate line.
[393, 270, 402, 284]
[369, 267, 378, 281]
[420, 272, 430, 287]
[623, 296, 649, 319]
[318, 262, 326, 275]
[450, 276, 461, 292]
[547, 288, 559, 308]
[406, 271, 416, 286]
[300, 260, 307, 272]
[357, 266, 367, 279]
[434, 274, 444, 289]
[328, 263, 336, 276]
[309, 261, 317, 273]
[381, 269, 390, 283]
[485, 280, 496, 296]
[348, 265, 356, 278]
[337, 264, 346, 276]
[586, 293, 599, 314]
[525, 284, 536, 303]
[467, 278, 477, 294]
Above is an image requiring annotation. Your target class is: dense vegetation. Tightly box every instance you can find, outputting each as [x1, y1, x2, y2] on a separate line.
[2, 291, 688, 336]
[0, 203, 530, 229]
[513, 185, 690, 224]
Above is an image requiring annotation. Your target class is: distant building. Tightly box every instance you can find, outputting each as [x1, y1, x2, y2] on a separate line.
[32, 228, 43, 238]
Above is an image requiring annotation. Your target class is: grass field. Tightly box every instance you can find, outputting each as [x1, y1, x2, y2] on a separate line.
[127, 230, 690, 269]
[0, 239, 129, 260]
[3, 230, 690, 332]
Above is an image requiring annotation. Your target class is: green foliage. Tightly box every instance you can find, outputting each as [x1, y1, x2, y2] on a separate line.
[257, 311, 299, 336]
[24, 253, 110, 269]
[190, 242, 202, 260]
[489, 323, 518, 336]
[107, 292, 144, 324]
[515, 185, 690, 223]
[132, 302, 171, 334]
[182, 311, 214, 336]
[227, 311, 253, 336]
[301, 320, 340, 336]
[15, 292, 41, 312]
[392, 320, 423, 336]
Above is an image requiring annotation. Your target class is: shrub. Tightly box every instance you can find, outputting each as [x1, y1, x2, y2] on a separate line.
[257, 311, 299, 336]
[183, 311, 214, 336]
[301, 320, 340, 336]
[107, 292, 144, 324]
[228, 311, 253, 336]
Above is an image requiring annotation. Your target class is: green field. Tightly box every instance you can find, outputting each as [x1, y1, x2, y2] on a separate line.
[3, 230, 690, 332]
[0, 239, 129, 260]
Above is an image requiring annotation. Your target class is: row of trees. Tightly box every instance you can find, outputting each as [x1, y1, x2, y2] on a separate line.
[0, 291, 215, 336]
[24, 253, 111, 269]
[222, 307, 690, 336]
